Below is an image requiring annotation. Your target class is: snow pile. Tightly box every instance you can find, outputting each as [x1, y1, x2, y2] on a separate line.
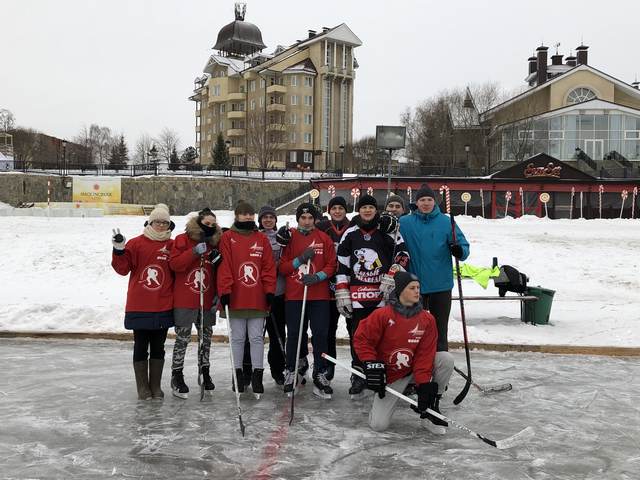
[0, 212, 638, 348]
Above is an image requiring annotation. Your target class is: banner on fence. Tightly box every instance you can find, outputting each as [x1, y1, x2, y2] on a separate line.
[72, 177, 122, 204]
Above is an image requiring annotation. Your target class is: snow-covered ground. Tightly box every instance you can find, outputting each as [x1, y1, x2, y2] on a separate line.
[0, 210, 638, 348]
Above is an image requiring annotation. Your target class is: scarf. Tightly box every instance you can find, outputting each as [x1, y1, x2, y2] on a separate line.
[388, 292, 423, 318]
[143, 225, 171, 242]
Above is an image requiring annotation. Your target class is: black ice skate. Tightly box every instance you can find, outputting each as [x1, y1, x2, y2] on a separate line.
[422, 395, 448, 435]
[349, 373, 367, 400]
[312, 372, 333, 400]
[201, 366, 215, 395]
[283, 369, 296, 397]
[251, 368, 264, 399]
[171, 369, 189, 400]
[232, 368, 245, 393]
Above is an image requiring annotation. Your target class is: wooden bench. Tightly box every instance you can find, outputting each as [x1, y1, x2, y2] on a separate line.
[451, 295, 538, 323]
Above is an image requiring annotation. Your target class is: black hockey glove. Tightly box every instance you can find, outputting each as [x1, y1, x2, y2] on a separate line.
[449, 243, 463, 259]
[364, 361, 387, 399]
[296, 247, 315, 264]
[220, 294, 231, 307]
[265, 293, 275, 306]
[378, 211, 398, 234]
[301, 273, 323, 286]
[411, 382, 438, 418]
[111, 228, 126, 254]
[209, 248, 222, 265]
[276, 226, 292, 247]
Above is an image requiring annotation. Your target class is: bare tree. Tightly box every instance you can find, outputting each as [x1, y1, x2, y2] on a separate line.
[0, 109, 16, 132]
[245, 108, 289, 171]
[154, 128, 181, 163]
[11, 128, 40, 167]
[351, 136, 381, 174]
[134, 133, 154, 164]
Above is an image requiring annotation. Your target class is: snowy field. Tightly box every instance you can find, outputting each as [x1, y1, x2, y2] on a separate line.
[1, 339, 637, 480]
[0, 205, 638, 348]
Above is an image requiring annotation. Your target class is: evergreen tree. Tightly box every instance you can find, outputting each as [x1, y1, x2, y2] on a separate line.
[181, 146, 197, 164]
[107, 135, 129, 170]
[169, 146, 180, 170]
[211, 132, 230, 172]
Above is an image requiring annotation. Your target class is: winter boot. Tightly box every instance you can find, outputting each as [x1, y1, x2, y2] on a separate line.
[271, 368, 285, 386]
[423, 394, 448, 435]
[232, 368, 245, 393]
[313, 371, 333, 399]
[148, 359, 165, 399]
[348, 369, 367, 399]
[297, 356, 309, 385]
[171, 369, 189, 399]
[133, 361, 152, 400]
[201, 366, 215, 394]
[283, 369, 296, 396]
[251, 368, 264, 399]
[326, 364, 335, 381]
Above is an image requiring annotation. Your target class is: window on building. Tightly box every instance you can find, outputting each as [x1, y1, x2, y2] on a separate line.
[625, 130, 640, 139]
[304, 133, 312, 144]
[290, 75, 298, 87]
[303, 151, 313, 163]
[220, 104, 226, 113]
[291, 131, 297, 143]
[260, 79, 266, 88]
[322, 79, 331, 148]
[290, 113, 297, 124]
[219, 121, 224, 131]
[567, 87, 597, 104]
[304, 95, 313, 106]
[342, 45, 348, 69]
[341, 83, 349, 145]
[549, 131, 564, 139]
[289, 151, 296, 163]
[259, 97, 264, 107]
[304, 76, 313, 87]
[291, 95, 298, 105]
[250, 80, 256, 92]
[250, 100, 256, 110]
[304, 114, 313, 125]
[324, 42, 333, 66]
[213, 85, 221, 96]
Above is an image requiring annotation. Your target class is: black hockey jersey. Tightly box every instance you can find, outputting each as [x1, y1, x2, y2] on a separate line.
[317, 218, 350, 298]
[336, 215, 410, 309]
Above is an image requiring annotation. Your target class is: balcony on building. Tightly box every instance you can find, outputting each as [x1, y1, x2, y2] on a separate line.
[227, 128, 246, 136]
[267, 124, 287, 131]
[227, 110, 246, 119]
[266, 84, 287, 94]
[229, 146, 246, 155]
[266, 103, 286, 113]
[228, 92, 246, 101]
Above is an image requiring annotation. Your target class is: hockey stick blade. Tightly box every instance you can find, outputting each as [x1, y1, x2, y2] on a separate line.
[454, 366, 513, 394]
[322, 353, 533, 449]
[453, 380, 471, 405]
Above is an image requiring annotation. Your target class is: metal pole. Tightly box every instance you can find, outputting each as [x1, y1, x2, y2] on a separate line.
[387, 148, 392, 197]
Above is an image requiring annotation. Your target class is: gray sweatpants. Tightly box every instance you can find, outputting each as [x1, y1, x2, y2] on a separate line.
[229, 317, 265, 369]
[369, 351, 455, 432]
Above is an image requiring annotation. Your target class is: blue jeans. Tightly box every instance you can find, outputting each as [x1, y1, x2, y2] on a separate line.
[285, 300, 329, 374]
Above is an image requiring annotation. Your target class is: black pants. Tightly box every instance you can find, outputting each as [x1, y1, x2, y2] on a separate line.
[346, 306, 377, 370]
[285, 300, 329, 374]
[265, 294, 286, 380]
[422, 290, 452, 352]
[133, 328, 168, 362]
[327, 300, 340, 361]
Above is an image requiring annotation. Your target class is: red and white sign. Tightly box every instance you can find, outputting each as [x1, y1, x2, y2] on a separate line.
[621, 189, 629, 200]
[351, 187, 360, 198]
[327, 184, 336, 197]
[407, 186, 412, 196]
[505, 191, 512, 201]
[367, 186, 374, 196]
[599, 185, 604, 194]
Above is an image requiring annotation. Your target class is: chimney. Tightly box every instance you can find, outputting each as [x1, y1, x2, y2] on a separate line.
[632, 81, 640, 90]
[536, 45, 549, 86]
[528, 56, 537, 75]
[565, 55, 577, 67]
[576, 45, 589, 65]
[551, 54, 563, 65]
[308, 29, 316, 38]
[322, 27, 330, 32]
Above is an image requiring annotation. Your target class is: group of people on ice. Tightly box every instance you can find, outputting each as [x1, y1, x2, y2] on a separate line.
[111, 183, 470, 433]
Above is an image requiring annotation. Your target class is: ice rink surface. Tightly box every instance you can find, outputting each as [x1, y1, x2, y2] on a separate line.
[1, 338, 638, 480]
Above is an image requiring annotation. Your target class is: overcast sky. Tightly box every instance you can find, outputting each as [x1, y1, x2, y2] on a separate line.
[2, 0, 638, 151]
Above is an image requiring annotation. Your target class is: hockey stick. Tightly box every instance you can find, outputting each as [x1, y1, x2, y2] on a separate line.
[451, 214, 472, 405]
[225, 305, 246, 437]
[198, 253, 205, 402]
[269, 311, 286, 356]
[289, 258, 311, 426]
[322, 353, 533, 449]
[454, 366, 512, 394]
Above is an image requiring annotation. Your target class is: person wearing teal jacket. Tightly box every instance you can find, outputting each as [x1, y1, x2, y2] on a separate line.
[399, 184, 469, 351]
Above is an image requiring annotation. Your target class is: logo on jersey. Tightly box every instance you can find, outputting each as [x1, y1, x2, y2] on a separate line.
[387, 318, 395, 327]
[353, 247, 383, 283]
[308, 239, 324, 255]
[158, 245, 170, 256]
[350, 285, 382, 301]
[138, 264, 165, 291]
[249, 242, 264, 258]
[388, 348, 413, 371]
[237, 262, 259, 287]
[186, 268, 209, 293]
[293, 262, 316, 283]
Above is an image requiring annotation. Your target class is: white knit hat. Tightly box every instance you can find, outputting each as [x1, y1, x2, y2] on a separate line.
[148, 203, 170, 223]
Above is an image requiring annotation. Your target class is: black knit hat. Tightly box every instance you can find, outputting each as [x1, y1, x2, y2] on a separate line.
[328, 196, 347, 211]
[234, 201, 255, 216]
[356, 194, 378, 211]
[385, 194, 405, 209]
[394, 271, 420, 297]
[415, 184, 436, 201]
[296, 202, 318, 221]
[258, 205, 277, 222]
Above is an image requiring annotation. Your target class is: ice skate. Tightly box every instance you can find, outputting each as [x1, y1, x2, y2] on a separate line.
[232, 368, 245, 393]
[283, 369, 296, 397]
[312, 372, 333, 400]
[349, 373, 367, 400]
[171, 369, 189, 400]
[251, 368, 264, 400]
[201, 366, 215, 396]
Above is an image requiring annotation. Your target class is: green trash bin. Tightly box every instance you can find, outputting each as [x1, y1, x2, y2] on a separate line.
[523, 286, 556, 325]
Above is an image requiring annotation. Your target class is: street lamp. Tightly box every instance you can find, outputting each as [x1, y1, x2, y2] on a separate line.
[464, 144, 470, 174]
[339, 144, 345, 175]
[225, 140, 232, 175]
[62, 140, 67, 176]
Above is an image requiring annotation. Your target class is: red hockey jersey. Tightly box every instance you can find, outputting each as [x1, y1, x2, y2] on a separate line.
[279, 228, 337, 301]
[354, 305, 437, 385]
[216, 228, 276, 313]
[111, 234, 174, 312]
[169, 232, 216, 310]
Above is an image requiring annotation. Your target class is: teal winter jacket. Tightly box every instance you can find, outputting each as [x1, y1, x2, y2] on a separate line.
[399, 206, 470, 294]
